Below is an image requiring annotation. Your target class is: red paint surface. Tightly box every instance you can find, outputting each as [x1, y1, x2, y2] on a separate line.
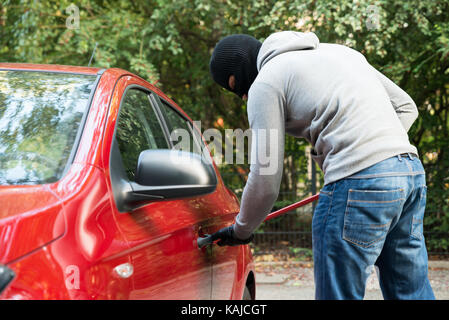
[0, 63, 254, 300]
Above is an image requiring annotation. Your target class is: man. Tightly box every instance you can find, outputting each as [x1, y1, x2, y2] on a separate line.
[208, 31, 435, 300]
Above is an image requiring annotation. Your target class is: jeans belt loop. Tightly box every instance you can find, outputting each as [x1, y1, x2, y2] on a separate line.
[397, 154, 403, 161]
[408, 152, 414, 160]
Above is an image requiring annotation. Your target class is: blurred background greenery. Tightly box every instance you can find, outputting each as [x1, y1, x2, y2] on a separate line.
[1, 0, 448, 255]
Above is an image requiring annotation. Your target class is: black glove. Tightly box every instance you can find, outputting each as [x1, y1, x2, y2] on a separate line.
[210, 225, 254, 247]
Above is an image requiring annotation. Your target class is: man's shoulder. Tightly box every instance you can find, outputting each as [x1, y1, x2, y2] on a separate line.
[248, 79, 281, 99]
[251, 59, 290, 93]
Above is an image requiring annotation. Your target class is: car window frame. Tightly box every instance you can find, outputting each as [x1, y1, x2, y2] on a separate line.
[148, 94, 174, 149]
[155, 97, 205, 156]
[63, 70, 105, 177]
[111, 84, 172, 182]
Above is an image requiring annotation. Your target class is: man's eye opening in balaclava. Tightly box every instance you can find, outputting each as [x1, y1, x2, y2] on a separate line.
[224, 75, 246, 100]
[228, 75, 239, 94]
[209, 34, 262, 100]
[233, 75, 246, 98]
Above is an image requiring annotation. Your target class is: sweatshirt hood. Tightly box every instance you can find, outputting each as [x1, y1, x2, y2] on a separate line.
[257, 31, 320, 71]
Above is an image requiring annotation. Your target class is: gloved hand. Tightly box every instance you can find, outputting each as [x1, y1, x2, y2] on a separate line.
[210, 225, 254, 247]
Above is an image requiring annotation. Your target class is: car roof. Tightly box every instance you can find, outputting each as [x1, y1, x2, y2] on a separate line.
[0, 62, 166, 99]
[0, 62, 193, 122]
[0, 62, 103, 75]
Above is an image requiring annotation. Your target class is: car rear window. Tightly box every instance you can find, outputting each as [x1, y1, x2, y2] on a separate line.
[0, 70, 97, 185]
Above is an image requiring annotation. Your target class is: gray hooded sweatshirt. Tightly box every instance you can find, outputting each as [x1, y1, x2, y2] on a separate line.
[233, 31, 419, 240]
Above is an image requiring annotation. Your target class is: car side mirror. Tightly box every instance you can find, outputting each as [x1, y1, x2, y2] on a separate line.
[123, 149, 217, 211]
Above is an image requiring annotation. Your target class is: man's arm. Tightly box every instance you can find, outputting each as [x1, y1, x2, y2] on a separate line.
[233, 82, 286, 240]
[371, 65, 418, 132]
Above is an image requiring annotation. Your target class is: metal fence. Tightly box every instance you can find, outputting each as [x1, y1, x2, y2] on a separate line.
[252, 192, 314, 253]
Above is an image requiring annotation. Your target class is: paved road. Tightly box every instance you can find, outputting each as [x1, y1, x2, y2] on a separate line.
[255, 261, 449, 300]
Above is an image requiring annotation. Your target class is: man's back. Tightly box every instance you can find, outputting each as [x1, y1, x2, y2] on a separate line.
[251, 33, 418, 184]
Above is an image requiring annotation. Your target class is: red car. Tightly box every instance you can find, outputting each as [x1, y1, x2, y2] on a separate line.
[0, 63, 255, 300]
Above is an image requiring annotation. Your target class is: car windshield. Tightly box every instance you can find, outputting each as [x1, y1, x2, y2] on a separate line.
[0, 70, 97, 185]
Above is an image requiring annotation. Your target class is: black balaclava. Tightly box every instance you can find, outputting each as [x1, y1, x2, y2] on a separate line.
[209, 34, 262, 98]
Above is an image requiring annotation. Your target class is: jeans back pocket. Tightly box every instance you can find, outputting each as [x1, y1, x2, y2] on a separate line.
[343, 188, 405, 248]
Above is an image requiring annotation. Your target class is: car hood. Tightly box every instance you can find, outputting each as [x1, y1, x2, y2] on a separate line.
[0, 184, 65, 264]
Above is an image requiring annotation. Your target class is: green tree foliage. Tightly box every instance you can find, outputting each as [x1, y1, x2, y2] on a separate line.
[1, 0, 448, 250]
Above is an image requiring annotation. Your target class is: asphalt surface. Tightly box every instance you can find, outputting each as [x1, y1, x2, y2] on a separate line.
[255, 260, 449, 300]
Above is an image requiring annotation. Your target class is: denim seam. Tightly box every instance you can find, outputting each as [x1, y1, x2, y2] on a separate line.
[414, 186, 426, 224]
[346, 222, 391, 228]
[319, 183, 336, 296]
[347, 172, 425, 179]
[348, 198, 405, 204]
[347, 188, 405, 204]
[342, 220, 393, 248]
[349, 188, 404, 193]
[342, 231, 390, 248]
[411, 186, 426, 241]
[408, 174, 418, 241]
[405, 159, 413, 172]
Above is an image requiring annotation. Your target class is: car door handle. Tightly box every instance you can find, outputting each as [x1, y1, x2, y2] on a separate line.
[197, 234, 214, 249]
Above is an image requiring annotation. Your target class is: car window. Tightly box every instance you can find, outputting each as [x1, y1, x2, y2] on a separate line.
[115, 88, 168, 181]
[0, 70, 97, 185]
[159, 100, 202, 155]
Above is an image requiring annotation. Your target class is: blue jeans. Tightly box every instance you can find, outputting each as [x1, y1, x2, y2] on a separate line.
[312, 154, 435, 300]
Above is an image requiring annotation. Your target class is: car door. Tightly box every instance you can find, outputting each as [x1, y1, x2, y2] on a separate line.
[108, 83, 212, 299]
[210, 220, 242, 299]
[156, 99, 243, 299]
